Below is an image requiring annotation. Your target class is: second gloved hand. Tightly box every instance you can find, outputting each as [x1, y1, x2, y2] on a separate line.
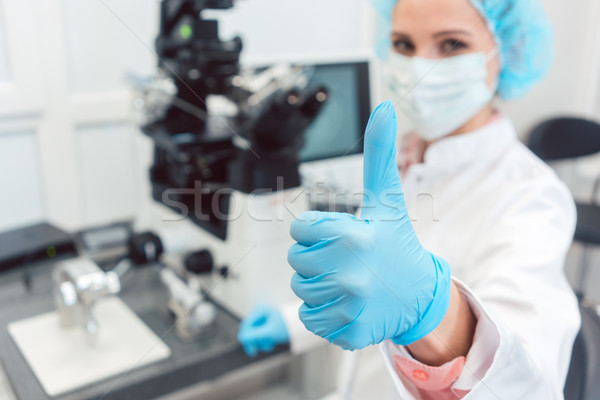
[287, 100, 452, 351]
[238, 305, 290, 357]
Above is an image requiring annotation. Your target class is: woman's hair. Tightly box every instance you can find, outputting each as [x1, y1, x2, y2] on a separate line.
[371, 0, 554, 100]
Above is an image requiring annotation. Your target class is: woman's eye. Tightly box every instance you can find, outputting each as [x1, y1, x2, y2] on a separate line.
[440, 39, 468, 54]
[393, 39, 415, 54]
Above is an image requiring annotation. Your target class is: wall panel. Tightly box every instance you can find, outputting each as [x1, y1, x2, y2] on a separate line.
[0, 131, 45, 231]
[75, 123, 140, 227]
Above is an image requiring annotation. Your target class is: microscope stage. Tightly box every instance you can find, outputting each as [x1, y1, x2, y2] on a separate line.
[8, 296, 171, 397]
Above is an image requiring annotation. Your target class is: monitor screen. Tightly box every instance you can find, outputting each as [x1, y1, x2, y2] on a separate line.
[299, 61, 371, 162]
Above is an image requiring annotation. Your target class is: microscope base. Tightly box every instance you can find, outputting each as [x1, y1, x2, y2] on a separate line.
[7, 296, 171, 397]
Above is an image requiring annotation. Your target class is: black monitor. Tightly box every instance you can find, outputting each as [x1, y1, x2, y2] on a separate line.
[299, 61, 371, 162]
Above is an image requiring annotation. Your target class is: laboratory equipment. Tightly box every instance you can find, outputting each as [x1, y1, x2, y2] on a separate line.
[0, 222, 76, 273]
[0, 1, 373, 398]
[160, 267, 217, 339]
[53, 257, 121, 339]
[1, 254, 260, 400]
[8, 295, 171, 398]
[134, 0, 371, 318]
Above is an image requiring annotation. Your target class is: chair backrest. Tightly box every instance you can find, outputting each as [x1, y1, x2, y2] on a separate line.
[564, 299, 600, 400]
[528, 118, 600, 162]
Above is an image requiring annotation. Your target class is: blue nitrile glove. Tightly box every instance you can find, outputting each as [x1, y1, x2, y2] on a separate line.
[287, 100, 451, 350]
[238, 305, 290, 357]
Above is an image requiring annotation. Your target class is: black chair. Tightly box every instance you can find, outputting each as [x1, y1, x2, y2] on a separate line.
[528, 118, 600, 400]
[528, 118, 600, 162]
[527, 117, 600, 294]
[564, 298, 600, 400]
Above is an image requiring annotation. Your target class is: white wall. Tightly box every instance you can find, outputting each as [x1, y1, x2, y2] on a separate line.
[0, 1, 9, 84]
[215, 0, 374, 63]
[503, 0, 600, 136]
[0, 130, 45, 229]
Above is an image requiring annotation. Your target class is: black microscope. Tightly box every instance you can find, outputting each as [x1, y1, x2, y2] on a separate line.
[135, 0, 329, 318]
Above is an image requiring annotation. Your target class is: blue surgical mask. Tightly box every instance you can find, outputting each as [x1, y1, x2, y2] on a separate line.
[383, 50, 499, 141]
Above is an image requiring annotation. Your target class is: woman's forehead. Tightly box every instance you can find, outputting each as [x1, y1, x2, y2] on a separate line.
[391, 0, 486, 35]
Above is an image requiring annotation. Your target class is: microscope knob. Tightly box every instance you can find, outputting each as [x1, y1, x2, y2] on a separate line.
[129, 231, 164, 264]
[185, 250, 214, 275]
[218, 265, 229, 278]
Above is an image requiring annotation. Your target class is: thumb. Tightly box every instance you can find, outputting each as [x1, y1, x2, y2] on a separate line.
[361, 100, 405, 218]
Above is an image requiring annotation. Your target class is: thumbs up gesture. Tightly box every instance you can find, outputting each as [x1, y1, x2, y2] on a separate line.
[288, 101, 451, 350]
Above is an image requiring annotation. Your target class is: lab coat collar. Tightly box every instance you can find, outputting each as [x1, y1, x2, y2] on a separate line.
[417, 116, 517, 174]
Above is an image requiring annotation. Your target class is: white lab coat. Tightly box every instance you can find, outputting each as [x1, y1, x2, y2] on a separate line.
[281, 116, 580, 399]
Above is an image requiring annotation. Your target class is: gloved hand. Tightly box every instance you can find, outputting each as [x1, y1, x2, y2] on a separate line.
[238, 305, 290, 357]
[287, 100, 451, 350]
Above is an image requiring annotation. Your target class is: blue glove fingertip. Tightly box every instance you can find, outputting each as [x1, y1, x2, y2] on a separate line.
[365, 100, 396, 137]
[244, 344, 258, 357]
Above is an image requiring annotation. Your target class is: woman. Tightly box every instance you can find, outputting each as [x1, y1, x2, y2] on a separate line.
[240, 0, 579, 398]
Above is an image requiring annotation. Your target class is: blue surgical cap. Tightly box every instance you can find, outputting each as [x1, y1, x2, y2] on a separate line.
[372, 0, 554, 100]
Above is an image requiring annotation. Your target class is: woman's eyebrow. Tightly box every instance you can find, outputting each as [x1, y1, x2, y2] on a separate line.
[433, 30, 472, 38]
